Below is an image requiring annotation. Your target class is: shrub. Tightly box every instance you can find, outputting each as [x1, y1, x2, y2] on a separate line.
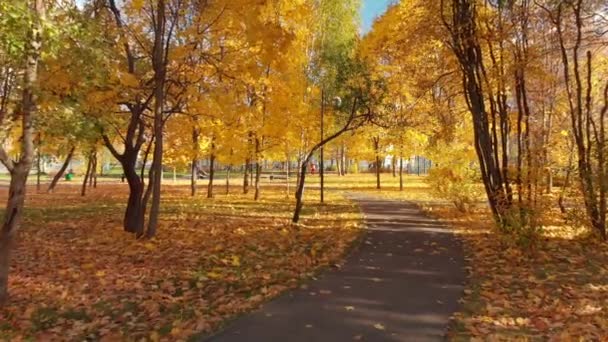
[426, 165, 482, 213]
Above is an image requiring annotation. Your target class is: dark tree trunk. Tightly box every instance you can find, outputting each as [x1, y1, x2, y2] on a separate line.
[399, 154, 404, 191]
[146, 0, 167, 239]
[36, 135, 41, 191]
[254, 162, 262, 201]
[0, 170, 29, 305]
[121, 153, 145, 235]
[292, 98, 366, 223]
[373, 137, 381, 190]
[191, 160, 197, 196]
[286, 156, 290, 197]
[293, 159, 309, 223]
[92, 153, 98, 188]
[89, 150, 97, 188]
[243, 157, 250, 194]
[254, 138, 262, 201]
[207, 144, 215, 199]
[226, 165, 231, 195]
[191, 126, 200, 196]
[47, 146, 75, 193]
[81, 153, 93, 196]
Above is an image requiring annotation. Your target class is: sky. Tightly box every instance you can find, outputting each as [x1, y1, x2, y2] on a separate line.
[361, 0, 393, 34]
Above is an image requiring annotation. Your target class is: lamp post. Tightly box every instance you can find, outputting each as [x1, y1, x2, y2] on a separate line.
[319, 90, 342, 204]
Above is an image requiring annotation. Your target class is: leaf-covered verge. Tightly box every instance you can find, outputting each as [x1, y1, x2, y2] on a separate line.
[336, 174, 608, 340]
[0, 184, 363, 341]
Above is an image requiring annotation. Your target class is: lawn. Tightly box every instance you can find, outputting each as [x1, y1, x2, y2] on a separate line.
[0, 181, 362, 341]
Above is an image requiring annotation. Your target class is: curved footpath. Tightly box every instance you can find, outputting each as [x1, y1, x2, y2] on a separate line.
[205, 195, 466, 341]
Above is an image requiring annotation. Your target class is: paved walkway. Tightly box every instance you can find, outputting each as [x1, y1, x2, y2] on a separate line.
[205, 196, 466, 341]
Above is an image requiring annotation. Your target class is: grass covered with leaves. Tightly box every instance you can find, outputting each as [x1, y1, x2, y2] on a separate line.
[333, 173, 608, 340]
[0, 182, 362, 341]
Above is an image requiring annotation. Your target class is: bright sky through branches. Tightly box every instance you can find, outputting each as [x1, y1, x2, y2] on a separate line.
[361, 0, 393, 34]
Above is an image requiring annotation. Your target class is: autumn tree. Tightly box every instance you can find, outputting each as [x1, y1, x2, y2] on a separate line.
[0, 0, 45, 305]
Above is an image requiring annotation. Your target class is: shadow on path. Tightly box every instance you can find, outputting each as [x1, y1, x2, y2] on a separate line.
[204, 195, 466, 341]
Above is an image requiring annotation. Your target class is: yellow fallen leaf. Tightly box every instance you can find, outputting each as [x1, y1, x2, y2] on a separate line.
[207, 272, 221, 279]
[374, 323, 386, 330]
[231, 255, 241, 267]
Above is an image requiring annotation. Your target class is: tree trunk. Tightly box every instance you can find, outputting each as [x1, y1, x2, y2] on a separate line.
[254, 162, 262, 201]
[191, 125, 200, 196]
[88, 150, 96, 188]
[226, 165, 231, 195]
[81, 153, 93, 196]
[286, 156, 290, 198]
[373, 137, 381, 190]
[122, 153, 145, 235]
[0, 0, 43, 305]
[341, 145, 347, 175]
[146, 0, 167, 239]
[191, 160, 197, 196]
[250, 162, 254, 186]
[36, 135, 41, 191]
[392, 155, 396, 178]
[207, 145, 215, 199]
[335, 148, 341, 177]
[92, 152, 97, 188]
[243, 157, 250, 194]
[0, 170, 29, 305]
[545, 168, 553, 194]
[293, 159, 309, 223]
[254, 138, 262, 201]
[399, 155, 404, 191]
[376, 154, 381, 190]
[47, 146, 75, 193]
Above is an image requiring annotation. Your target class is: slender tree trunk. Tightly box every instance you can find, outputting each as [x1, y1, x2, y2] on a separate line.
[335, 149, 341, 177]
[293, 159, 309, 223]
[392, 155, 396, 178]
[36, 134, 41, 191]
[0, 170, 29, 306]
[226, 165, 231, 195]
[0, 0, 44, 305]
[399, 154, 404, 191]
[254, 138, 262, 201]
[243, 157, 250, 194]
[92, 152, 98, 188]
[545, 168, 553, 194]
[250, 163, 254, 186]
[286, 156, 290, 198]
[373, 137, 381, 190]
[88, 150, 96, 188]
[191, 125, 200, 196]
[207, 143, 215, 199]
[47, 146, 75, 193]
[81, 153, 93, 196]
[146, 0, 167, 239]
[342, 145, 347, 175]
[191, 160, 197, 196]
[376, 155, 381, 190]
